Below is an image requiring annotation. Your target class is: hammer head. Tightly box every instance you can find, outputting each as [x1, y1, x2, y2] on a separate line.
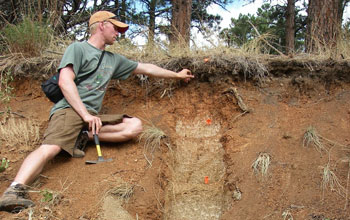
[85, 156, 112, 164]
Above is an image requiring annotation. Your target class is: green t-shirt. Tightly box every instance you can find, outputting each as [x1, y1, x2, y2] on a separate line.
[50, 41, 138, 116]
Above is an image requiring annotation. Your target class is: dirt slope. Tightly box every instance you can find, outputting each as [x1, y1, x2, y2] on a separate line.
[1, 67, 350, 219]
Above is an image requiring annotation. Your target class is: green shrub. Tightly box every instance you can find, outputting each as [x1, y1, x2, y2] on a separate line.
[0, 17, 53, 57]
[0, 158, 9, 173]
[40, 189, 53, 202]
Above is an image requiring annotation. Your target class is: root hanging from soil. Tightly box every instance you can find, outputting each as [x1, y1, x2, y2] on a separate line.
[222, 87, 250, 112]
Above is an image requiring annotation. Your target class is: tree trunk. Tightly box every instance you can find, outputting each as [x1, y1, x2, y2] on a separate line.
[169, 0, 192, 48]
[339, 0, 350, 26]
[147, 0, 157, 47]
[285, 0, 295, 55]
[120, 0, 127, 39]
[305, 0, 342, 53]
[115, 0, 119, 12]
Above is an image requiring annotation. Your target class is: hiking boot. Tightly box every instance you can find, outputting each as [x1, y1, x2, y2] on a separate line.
[0, 184, 34, 213]
[73, 148, 85, 158]
[73, 129, 89, 158]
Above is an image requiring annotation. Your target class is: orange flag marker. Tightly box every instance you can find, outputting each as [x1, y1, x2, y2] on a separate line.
[206, 119, 212, 125]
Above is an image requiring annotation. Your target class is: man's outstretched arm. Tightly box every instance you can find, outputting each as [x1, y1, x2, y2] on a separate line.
[132, 63, 194, 82]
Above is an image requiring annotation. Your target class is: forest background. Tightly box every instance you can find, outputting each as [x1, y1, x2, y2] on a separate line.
[1, 0, 350, 58]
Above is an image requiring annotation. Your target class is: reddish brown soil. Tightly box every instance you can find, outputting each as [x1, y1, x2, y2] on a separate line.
[1, 74, 350, 220]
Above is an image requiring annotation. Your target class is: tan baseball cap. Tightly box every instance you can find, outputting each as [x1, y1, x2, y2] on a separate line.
[89, 11, 129, 33]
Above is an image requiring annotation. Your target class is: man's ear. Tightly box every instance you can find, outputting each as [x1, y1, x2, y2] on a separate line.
[98, 22, 105, 31]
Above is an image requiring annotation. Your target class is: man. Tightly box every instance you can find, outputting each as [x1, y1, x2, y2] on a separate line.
[0, 10, 193, 212]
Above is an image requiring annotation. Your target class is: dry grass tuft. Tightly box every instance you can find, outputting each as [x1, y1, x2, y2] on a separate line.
[303, 126, 347, 154]
[252, 152, 271, 178]
[242, 32, 279, 55]
[0, 117, 40, 151]
[302, 126, 349, 203]
[337, 30, 350, 59]
[321, 163, 346, 199]
[303, 126, 327, 154]
[282, 209, 294, 220]
[303, 31, 350, 60]
[107, 182, 135, 202]
[108, 39, 170, 63]
[139, 124, 166, 167]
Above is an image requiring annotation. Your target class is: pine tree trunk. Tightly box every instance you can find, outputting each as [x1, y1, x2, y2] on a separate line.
[170, 0, 192, 48]
[305, 0, 341, 53]
[285, 0, 295, 55]
[147, 0, 157, 47]
[120, 0, 127, 39]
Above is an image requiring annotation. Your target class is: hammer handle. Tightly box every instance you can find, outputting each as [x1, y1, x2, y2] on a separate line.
[93, 134, 102, 157]
[93, 134, 100, 145]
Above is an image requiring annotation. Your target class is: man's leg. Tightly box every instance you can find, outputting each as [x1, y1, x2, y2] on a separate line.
[14, 144, 62, 185]
[0, 144, 61, 212]
[89, 117, 143, 142]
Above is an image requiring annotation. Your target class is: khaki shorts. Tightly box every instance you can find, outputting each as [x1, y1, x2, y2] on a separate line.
[42, 108, 126, 156]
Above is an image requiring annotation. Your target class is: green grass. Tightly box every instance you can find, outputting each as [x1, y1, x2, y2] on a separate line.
[0, 17, 53, 57]
[0, 158, 9, 172]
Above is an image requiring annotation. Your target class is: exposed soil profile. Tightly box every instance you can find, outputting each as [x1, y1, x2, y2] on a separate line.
[1, 58, 350, 220]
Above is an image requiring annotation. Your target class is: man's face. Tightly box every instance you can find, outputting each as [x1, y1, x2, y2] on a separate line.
[102, 21, 120, 45]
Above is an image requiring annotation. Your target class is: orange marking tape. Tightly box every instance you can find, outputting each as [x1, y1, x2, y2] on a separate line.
[204, 176, 209, 184]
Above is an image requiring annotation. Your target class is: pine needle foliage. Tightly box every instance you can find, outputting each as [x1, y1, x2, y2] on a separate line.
[0, 17, 53, 57]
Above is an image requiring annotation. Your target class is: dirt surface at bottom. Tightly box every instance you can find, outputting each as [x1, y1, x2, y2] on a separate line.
[1, 75, 350, 220]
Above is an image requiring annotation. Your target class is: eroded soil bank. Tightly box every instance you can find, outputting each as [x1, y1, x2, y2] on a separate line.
[1, 59, 350, 219]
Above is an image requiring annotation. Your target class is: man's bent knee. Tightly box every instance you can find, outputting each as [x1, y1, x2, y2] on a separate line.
[123, 117, 143, 138]
[37, 144, 61, 161]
